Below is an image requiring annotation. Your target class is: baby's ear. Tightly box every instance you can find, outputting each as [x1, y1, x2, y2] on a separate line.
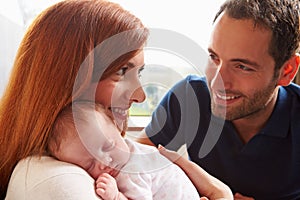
[277, 54, 300, 86]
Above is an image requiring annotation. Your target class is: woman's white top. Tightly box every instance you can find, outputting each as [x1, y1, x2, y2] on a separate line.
[5, 156, 100, 200]
[6, 139, 199, 200]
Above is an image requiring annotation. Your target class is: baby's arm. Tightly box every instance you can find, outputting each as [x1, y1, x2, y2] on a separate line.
[158, 145, 233, 200]
[95, 173, 128, 200]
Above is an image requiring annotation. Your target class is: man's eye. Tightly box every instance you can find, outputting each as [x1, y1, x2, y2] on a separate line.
[209, 54, 215, 60]
[209, 53, 219, 61]
[116, 67, 128, 76]
[208, 53, 220, 65]
[238, 65, 252, 71]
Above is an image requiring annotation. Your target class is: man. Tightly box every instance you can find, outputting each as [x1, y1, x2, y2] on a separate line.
[136, 0, 300, 199]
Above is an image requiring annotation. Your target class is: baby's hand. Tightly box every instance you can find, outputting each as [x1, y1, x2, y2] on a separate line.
[95, 173, 119, 200]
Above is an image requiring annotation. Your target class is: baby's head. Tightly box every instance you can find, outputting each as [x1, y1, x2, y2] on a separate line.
[48, 102, 130, 179]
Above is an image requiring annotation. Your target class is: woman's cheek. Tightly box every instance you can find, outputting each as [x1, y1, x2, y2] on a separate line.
[95, 82, 115, 106]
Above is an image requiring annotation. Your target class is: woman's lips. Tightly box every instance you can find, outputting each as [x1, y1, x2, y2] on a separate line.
[110, 107, 129, 121]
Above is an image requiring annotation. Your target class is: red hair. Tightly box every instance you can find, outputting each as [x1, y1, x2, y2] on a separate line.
[0, 0, 148, 197]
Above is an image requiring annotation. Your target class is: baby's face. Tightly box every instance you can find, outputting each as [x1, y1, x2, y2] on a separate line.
[56, 111, 130, 179]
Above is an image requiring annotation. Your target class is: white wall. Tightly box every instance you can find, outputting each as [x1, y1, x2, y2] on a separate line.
[0, 0, 225, 96]
[110, 0, 224, 49]
[0, 15, 23, 94]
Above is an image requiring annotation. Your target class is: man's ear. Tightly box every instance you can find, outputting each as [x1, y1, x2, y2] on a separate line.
[277, 54, 300, 86]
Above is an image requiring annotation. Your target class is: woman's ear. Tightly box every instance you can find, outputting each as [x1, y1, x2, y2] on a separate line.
[277, 54, 300, 86]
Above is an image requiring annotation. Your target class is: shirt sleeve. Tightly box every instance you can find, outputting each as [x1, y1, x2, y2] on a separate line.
[145, 77, 190, 151]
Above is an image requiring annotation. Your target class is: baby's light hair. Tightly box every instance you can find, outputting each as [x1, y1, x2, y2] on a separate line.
[48, 102, 124, 156]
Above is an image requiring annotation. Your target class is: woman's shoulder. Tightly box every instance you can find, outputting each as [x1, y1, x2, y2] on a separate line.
[21, 156, 87, 175]
[17, 156, 92, 184]
[6, 156, 97, 200]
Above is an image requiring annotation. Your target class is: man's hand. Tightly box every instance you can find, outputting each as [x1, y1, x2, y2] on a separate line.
[157, 144, 182, 164]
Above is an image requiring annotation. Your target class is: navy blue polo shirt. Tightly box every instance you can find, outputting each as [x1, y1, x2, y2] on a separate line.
[146, 75, 300, 200]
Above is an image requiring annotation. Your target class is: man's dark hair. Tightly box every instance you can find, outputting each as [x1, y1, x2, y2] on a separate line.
[214, 0, 300, 70]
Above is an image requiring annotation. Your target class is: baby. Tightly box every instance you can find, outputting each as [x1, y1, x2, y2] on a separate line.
[48, 102, 232, 200]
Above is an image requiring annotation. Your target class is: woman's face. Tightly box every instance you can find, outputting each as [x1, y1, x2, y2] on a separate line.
[81, 51, 146, 129]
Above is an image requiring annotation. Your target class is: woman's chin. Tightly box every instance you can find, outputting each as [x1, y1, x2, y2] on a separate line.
[115, 119, 128, 133]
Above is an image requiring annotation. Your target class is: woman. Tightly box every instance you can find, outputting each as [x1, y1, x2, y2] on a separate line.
[0, 0, 149, 199]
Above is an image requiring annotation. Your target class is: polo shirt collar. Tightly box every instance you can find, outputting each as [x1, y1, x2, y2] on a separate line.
[260, 87, 290, 138]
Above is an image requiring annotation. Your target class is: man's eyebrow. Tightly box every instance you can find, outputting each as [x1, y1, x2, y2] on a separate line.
[208, 48, 260, 67]
[230, 58, 260, 67]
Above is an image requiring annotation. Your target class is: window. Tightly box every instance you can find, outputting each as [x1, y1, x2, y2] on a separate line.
[104, 0, 225, 128]
[0, 0, 225, 128]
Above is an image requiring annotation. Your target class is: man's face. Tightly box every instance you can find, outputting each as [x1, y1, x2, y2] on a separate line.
[205, 13, 279, 121]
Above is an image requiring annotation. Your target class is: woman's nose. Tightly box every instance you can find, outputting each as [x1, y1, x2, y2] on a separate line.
[130, 85, 146, 103]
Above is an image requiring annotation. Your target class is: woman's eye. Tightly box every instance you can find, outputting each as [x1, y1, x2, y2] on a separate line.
[138, 66, 144, 78]
[116, 67, 128, 76]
